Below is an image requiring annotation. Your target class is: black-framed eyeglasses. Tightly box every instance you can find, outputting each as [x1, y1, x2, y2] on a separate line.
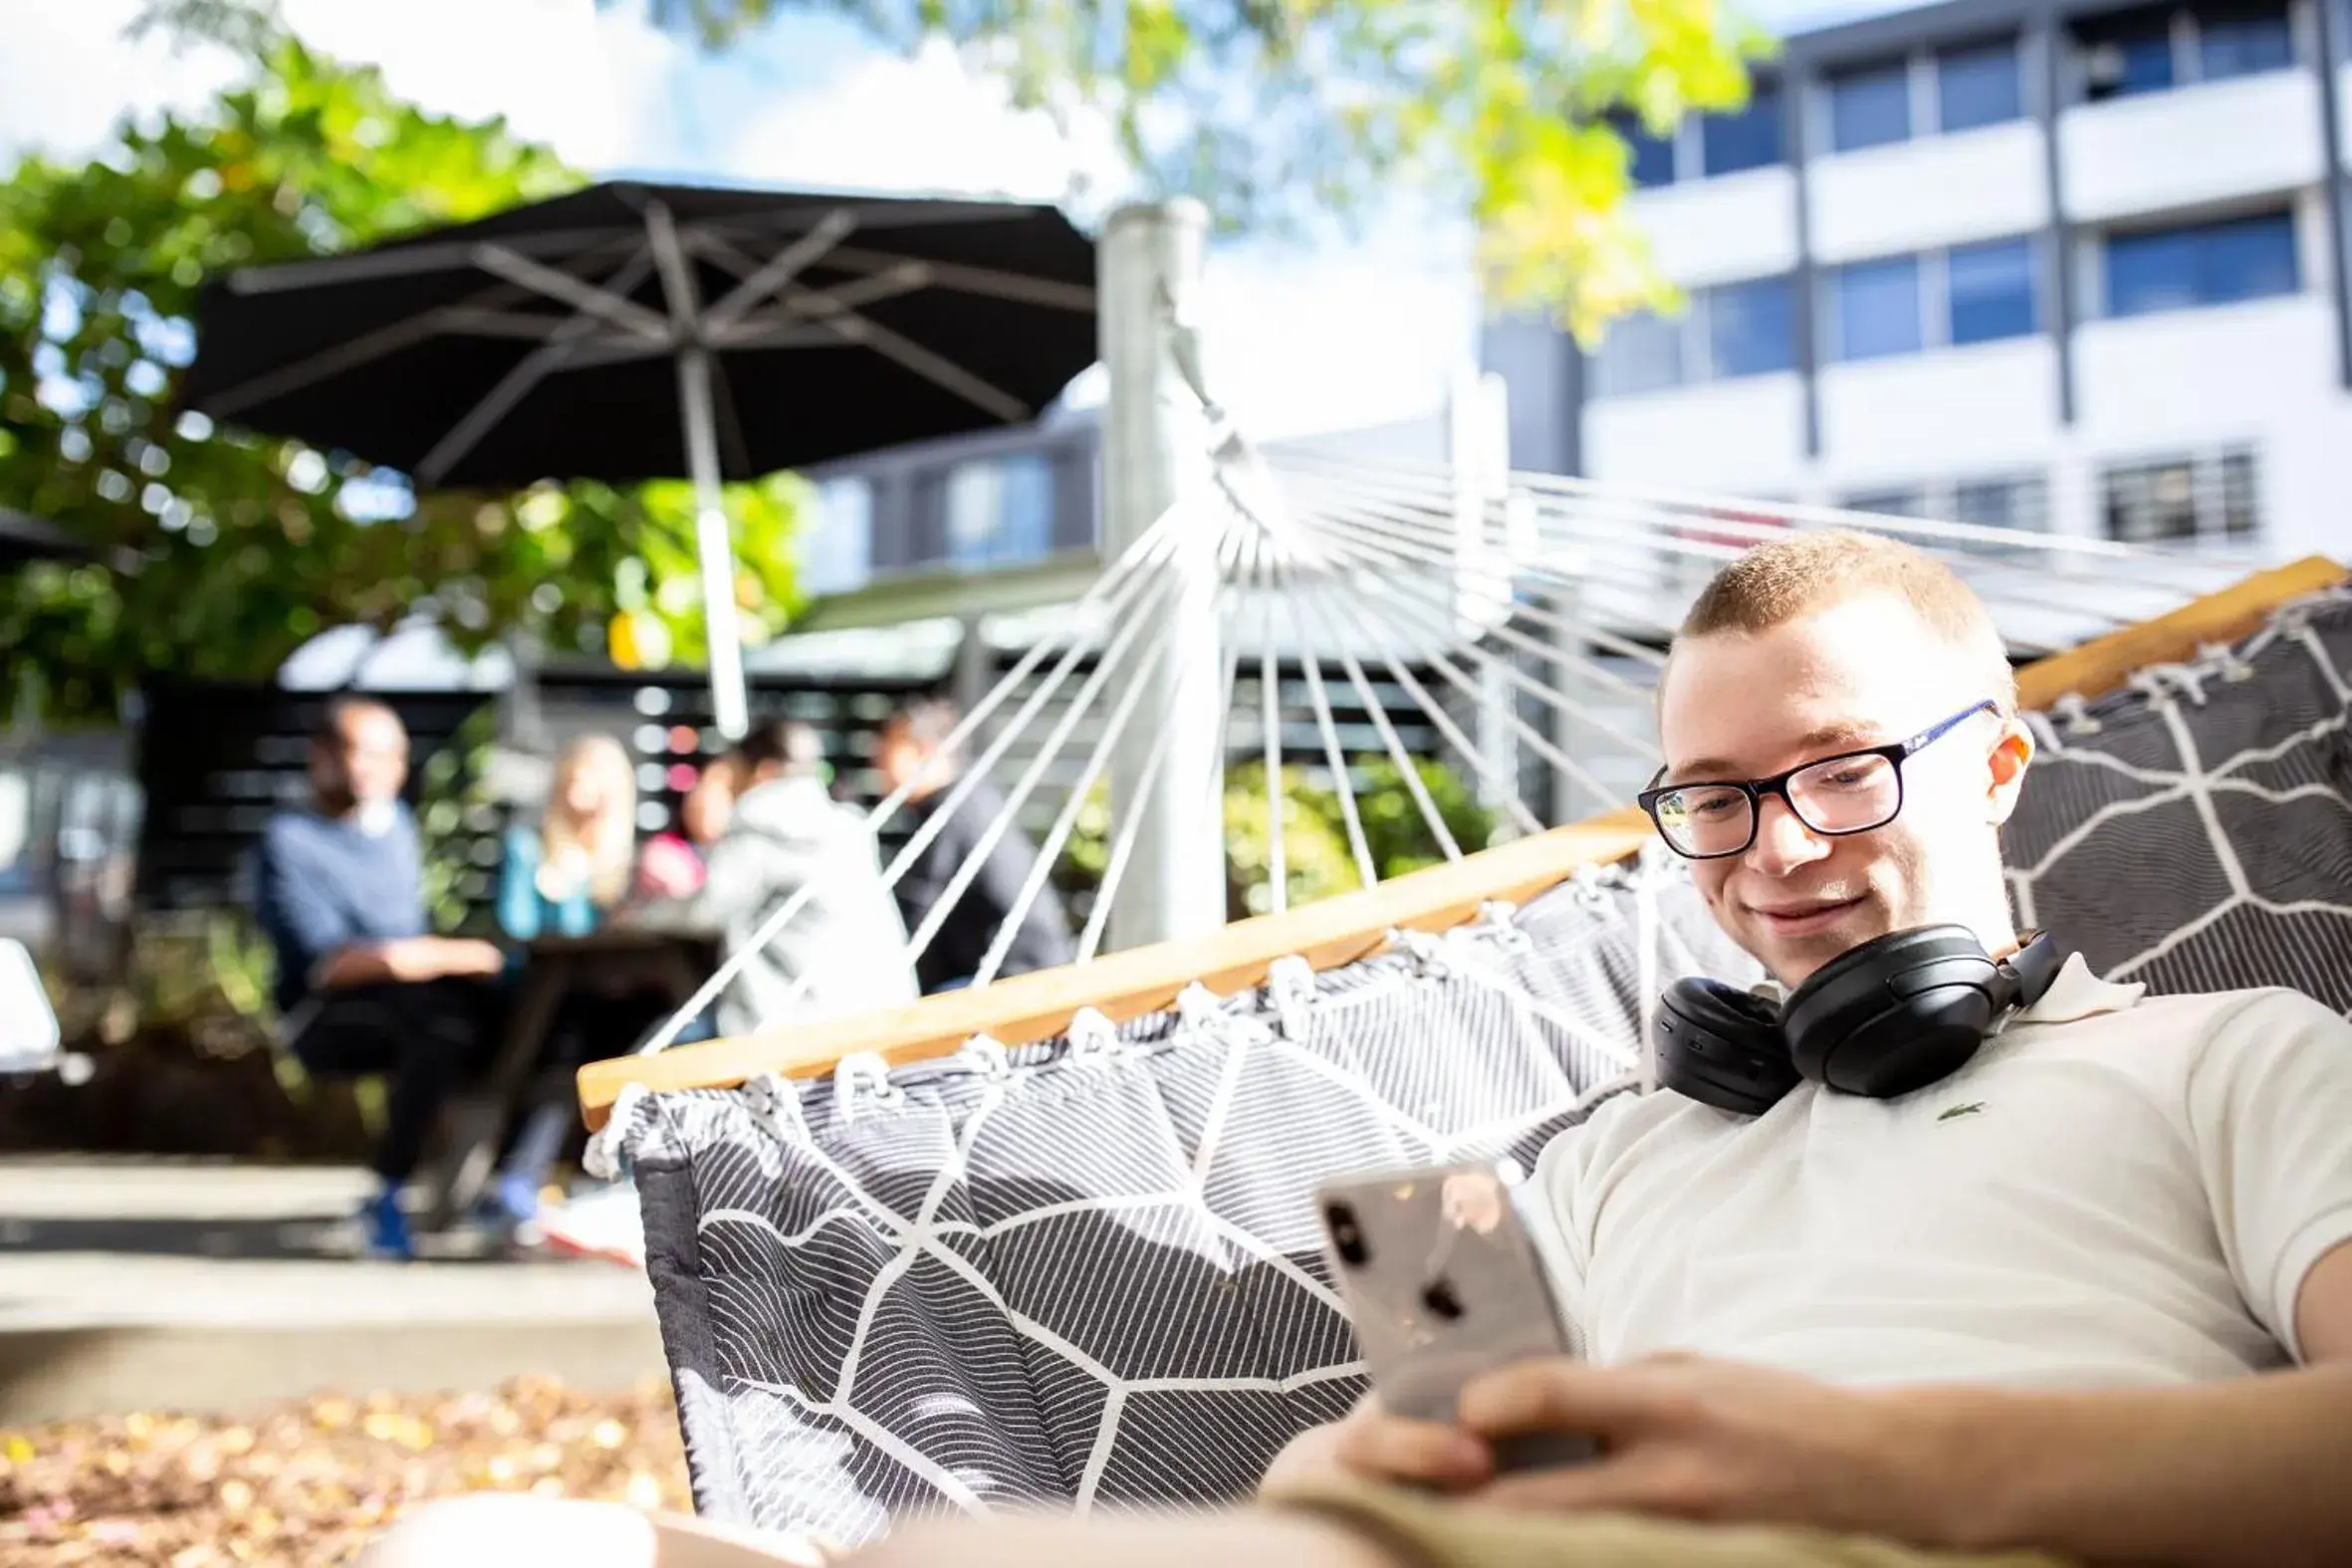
[1637, 700, 1999, 861]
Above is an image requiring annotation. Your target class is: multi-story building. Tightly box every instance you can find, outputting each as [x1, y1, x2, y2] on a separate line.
[1484, 0, 2351, 560]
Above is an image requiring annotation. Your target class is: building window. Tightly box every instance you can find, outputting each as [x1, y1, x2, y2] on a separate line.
[1947, 238, 2037, 344]
[2104, 209, 2298, 318]
[1610, 112, 1678, 188]
[1707, 275, 1797, 377]
[2200, 5, 2294, 80]
[1841, 474, 2051, 555]
[801, 478, 872, 595]
[1833, 255, 1924, 360]
[1594, 310, 1684, 397]
[2101, 447, 2261, 544]
[944, 454, 1057, 570]
[1953, 474, 2052, 554]
[1938, 38, 2023, 130]
[2078, 1, 2293, 101]
[1701, 83, 1783, 175]
[1841, 486, 1931, 517]
[1829, 60, 1913, 151]
[2080, 10, 2179, 100]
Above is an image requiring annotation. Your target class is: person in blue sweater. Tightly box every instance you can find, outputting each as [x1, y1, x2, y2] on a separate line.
[253, 698, 506, 1260]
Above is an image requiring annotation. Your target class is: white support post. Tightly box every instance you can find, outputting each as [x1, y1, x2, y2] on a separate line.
[678, 346, 751, 741]
[1098, 199, 1225, 951]
[1546, 559, 1596, 827]
[646, 200, 751, 743]
[1453, 368, 1520, 823]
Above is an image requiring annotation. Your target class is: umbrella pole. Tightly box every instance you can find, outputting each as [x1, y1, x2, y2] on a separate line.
[1098, 199, 1224, 951]
[677, 345, 751, 742]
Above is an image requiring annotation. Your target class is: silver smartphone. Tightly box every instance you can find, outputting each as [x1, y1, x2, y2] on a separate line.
[1314, 1159, 1598, 1469]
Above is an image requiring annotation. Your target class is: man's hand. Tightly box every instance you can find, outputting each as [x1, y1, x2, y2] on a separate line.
[1456, 1354, 1957, 1544]
[400, 936, 506, 981]
[1260, 1394, 1492, 1498]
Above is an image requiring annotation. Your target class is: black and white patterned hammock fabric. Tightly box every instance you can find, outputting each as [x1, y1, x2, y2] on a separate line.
[591, 585, 2352, 1542]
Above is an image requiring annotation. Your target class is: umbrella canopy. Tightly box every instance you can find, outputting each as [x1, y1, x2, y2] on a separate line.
[177, 179, 1100, 735]
[180, 180, 1099, 489]
[0, 508, 94, 567]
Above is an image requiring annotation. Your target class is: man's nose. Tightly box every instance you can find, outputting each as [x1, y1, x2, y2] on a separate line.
[1744, 794, 1829, 875]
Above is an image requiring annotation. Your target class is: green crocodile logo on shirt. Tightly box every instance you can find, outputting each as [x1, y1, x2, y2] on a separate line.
[1936, 1101, 1988, 1123]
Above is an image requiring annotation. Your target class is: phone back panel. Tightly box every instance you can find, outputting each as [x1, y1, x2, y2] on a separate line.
[1314, 1162, 1569, 1426]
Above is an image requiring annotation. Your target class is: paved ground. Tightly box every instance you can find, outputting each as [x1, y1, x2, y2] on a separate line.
[0, 1160, 666, 1424]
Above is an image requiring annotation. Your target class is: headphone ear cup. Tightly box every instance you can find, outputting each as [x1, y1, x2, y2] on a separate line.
[1781, 926, 2004, 1098]
[1654, 979, 1802, 1117]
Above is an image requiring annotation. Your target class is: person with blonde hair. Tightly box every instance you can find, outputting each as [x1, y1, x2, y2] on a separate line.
[498, 733, 640, 940]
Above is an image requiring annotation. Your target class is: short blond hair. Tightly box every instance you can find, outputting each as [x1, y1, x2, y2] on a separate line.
[1675, 529, 2016, 710]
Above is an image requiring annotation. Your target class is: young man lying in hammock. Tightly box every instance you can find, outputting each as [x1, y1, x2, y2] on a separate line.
[369, 532, 2352, 1568]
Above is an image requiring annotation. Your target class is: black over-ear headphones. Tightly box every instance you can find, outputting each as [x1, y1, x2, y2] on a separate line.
[1653, 926, 2066, 1116]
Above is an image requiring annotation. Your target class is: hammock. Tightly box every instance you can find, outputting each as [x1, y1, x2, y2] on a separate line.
[570, 207, 2351, 1543]
[580, 547, 2351, 1540]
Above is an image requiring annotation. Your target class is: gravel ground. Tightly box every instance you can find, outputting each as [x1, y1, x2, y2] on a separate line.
[0, 1377, 692, 1566]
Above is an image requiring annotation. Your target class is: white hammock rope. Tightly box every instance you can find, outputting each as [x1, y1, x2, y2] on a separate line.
[630, 356, 2261, 1057]
[1287, 519, 1635, 815]
[1269, 455, 2158, 655]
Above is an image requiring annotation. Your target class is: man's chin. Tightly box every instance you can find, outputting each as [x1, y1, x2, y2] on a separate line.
[1747, 908, 1887, 989]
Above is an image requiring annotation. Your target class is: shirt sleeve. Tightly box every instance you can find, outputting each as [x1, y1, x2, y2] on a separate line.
[253, 821, 353, 979]
[2185, 988, 2352, 1363]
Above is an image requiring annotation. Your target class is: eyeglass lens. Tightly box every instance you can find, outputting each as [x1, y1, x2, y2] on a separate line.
[1652, 753, 1902, 857]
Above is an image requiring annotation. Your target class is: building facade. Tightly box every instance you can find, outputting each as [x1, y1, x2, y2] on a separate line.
[1484, 0, 2352, 560]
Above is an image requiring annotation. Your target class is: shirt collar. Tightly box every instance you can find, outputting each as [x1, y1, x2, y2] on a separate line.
[2012, 951, 2144, 1024]
[1742, 950, 2142, 1024]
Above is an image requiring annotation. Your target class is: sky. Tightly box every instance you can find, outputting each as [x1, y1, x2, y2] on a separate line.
[0, 0, 1902, 442]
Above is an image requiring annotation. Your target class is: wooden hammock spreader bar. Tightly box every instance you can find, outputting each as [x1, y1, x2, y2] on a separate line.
[578, 554, 2346, 1128]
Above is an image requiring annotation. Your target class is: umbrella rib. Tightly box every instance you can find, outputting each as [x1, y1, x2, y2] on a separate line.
[823, 245, 1095, 312]
[471, 244, 669, 341]
[432, 308, 645, 343]
[222, 225, 644, 293]
[196, 236, 646, 417]
[416, 245, 661, 488]
[790, 285, 1031, 423]
[197, 312, 455, 418]
[707, 265, 931, 346]
[700, 207, 859, 334]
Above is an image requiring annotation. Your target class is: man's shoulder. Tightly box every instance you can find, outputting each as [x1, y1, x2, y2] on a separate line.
[2057, 981, 2345, 1050]
[258, 808, 327, 859]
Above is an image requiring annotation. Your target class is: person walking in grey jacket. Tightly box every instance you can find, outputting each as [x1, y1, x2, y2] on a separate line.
[672, 718, 917, 1036]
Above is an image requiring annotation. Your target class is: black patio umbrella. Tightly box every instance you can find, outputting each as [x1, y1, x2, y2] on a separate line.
[178, 179, 1099, 734]
[0, 508, 95, 567]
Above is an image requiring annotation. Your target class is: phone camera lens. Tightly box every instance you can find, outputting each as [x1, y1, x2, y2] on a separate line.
[1325, 1203, 1368, 1266]
[1421, 1277, 1464, 1321]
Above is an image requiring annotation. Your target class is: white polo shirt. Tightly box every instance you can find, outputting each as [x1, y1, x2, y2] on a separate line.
[1530, 956, 2352, 1388]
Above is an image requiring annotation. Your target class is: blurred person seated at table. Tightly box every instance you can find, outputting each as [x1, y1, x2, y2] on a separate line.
[253, 697, 505, 1261]
[627, 750, 738, 904]
[496, 733, 641, 941]
[489, 732, 693, 1229]
[635, 717, 916, 1033]
[876, 696, 1075, 993]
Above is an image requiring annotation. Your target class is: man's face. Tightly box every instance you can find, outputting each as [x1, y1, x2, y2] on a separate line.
[312, 706, 409, 807]
[1655, 596, 2030, 989]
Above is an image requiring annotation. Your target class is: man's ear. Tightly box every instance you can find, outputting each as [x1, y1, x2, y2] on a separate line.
[1986, 715, 2034, 825]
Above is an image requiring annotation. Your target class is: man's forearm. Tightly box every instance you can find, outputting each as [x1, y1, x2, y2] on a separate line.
[316, 937, 470, 990]
[1927, 1361, 2352, 1568]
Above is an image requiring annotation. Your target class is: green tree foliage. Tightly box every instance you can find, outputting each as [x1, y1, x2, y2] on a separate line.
[0, 6, 806, 723]
[628, 0, 1774, 339]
